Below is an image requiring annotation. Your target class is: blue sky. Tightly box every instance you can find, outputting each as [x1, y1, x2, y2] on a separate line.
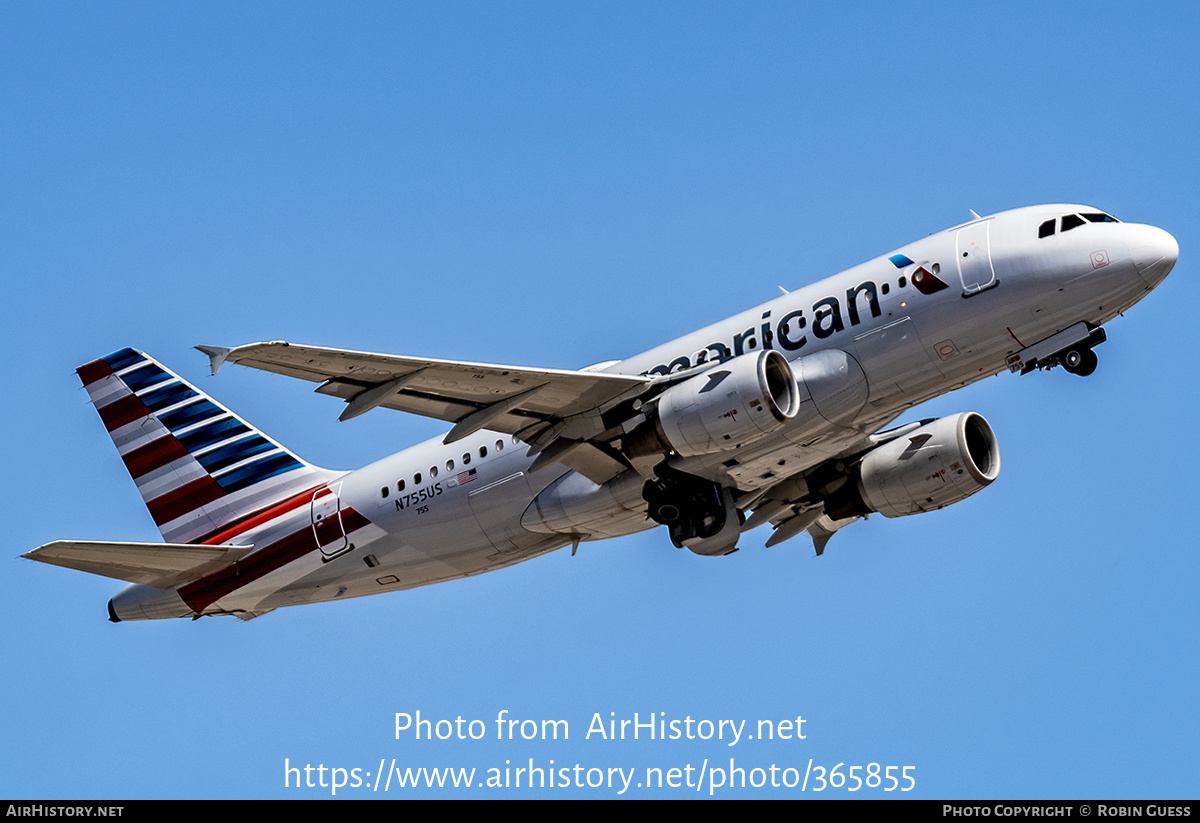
[3, 2, 1197, 798]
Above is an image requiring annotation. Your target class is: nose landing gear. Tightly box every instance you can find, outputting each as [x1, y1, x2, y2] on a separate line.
[1008, 322, 1106, 378]
[1060, 347, 1098, 377]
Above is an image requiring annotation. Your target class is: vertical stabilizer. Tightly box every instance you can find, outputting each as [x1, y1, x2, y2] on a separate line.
[77, 347, 338, 544]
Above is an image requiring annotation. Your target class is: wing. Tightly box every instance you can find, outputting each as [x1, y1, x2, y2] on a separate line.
[738, 419, 935, 553]
[740, 476, 862, 554]
[200, 341, 655, 484]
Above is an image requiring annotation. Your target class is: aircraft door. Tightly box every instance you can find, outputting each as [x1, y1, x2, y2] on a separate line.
[956, 222, 998, 295]
[311, 482, 350, 560]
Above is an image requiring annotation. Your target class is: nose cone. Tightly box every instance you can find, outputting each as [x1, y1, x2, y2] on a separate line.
[1130, 224, 1179, 288]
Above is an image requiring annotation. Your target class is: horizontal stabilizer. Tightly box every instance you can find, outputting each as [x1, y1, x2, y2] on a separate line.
[23, 541, 253, 588]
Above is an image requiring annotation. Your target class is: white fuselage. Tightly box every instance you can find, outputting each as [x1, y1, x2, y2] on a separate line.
[111, 204, 1178, 618]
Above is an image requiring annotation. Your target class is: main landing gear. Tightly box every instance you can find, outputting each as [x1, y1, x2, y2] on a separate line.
[643, 468, 741, 556]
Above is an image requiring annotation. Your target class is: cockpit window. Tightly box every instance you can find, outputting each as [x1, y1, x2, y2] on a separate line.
[1038, 211, 1119, 239]
[1061, 214, 1085, 232]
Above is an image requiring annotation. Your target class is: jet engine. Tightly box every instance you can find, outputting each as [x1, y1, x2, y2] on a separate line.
[650, 350, 800, 457]
[824, 412, 1000, 520]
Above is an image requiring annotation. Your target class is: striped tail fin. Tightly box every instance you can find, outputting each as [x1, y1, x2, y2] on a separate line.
[77, 347, 338, 545]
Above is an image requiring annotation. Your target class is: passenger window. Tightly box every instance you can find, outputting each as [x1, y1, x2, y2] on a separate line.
[381, 487, 389, 498]
[414, 472, 422, 484]
[397, 479, 405, 492]
[430, 466, 438, 478]
[496, 439, 504, 451]
[462, 453, 471, 465]
[479, 446, 488, 458]
[1038, 219, 1055, 238]
[1061, 214, 1085, 232]
[447, 459, 454, 471]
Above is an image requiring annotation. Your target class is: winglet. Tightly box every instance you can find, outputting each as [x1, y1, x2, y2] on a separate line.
[195, 345, 232, 376]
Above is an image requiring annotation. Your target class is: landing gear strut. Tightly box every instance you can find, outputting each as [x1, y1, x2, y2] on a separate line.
[1010, 321, 1106, 377]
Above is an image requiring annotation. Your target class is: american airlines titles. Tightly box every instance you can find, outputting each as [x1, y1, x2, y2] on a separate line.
[643, 280, 882, 376]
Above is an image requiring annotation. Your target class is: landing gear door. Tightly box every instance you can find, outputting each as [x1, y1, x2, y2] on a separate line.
[956, 222, 998, 296]
[311, 482, 350, 560]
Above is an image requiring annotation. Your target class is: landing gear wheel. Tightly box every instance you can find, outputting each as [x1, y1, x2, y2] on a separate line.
[643, 470, 732, 550]
[1075, 348, 1098, 376]
[653, 502, 682, 524]
[1061, 348, 1097, 377]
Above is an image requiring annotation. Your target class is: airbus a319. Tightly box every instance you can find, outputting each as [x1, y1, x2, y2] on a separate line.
[25, 204, 1178, 621]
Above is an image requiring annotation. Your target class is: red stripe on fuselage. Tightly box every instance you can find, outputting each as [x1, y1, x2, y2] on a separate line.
[122, 436, 191, 479]
[198, 484, 326, 546]
[341, 509, 371, 534]
[76, 359, 115, 387]
[179, 507, 373, 613]
[146, 476, 226, 526]
[96, 394, 150, 432]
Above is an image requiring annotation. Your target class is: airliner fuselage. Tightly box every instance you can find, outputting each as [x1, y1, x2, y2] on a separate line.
[26, 204, 1178, 621]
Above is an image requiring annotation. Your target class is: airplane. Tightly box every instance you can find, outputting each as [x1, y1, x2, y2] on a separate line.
[24, 204, 1178, 621]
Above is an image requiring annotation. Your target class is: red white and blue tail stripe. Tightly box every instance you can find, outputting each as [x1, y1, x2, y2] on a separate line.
[77, 347, 338, 545]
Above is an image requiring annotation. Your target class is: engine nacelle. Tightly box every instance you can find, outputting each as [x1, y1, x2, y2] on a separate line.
[655, 350, 800, 457]
[826, 412, 1000, 519]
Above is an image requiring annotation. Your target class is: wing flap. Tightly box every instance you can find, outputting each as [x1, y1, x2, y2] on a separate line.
[23, 541, 253, 588]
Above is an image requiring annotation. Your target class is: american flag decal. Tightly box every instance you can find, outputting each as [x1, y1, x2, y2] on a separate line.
[457, 469, 477, 485]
